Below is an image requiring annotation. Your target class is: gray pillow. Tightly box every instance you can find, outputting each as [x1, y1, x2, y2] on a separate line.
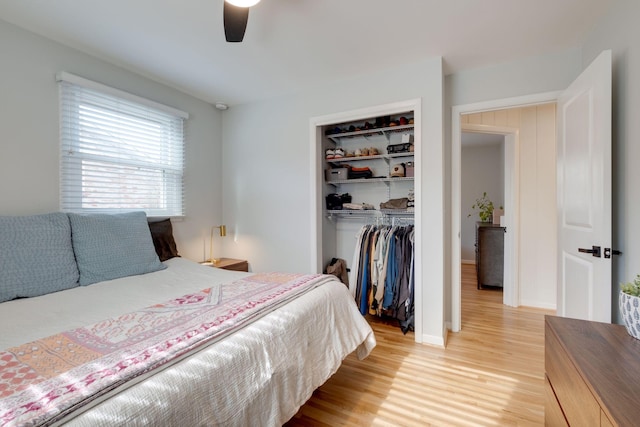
[68, 211, 166, 286]
[0, 212, 79, 302]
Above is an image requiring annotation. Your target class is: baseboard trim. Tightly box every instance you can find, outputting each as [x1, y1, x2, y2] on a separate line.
[519, 299, 556, 311]
[421, 332, 446, 348]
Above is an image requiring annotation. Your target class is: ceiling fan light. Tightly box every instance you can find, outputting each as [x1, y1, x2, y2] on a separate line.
[225, 0, 260, 7]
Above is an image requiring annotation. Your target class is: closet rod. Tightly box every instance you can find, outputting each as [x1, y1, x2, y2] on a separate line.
[391, 216, 415, 226]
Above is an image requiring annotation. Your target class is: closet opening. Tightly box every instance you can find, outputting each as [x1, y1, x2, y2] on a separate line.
[309, 99, 423, 341]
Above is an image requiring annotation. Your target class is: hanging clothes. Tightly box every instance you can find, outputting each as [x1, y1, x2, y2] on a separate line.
[350, 224, 415, 333]
[348, 226, 367, 298]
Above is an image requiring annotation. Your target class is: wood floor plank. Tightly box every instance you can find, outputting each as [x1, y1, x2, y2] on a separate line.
[285, 264, 553, 426]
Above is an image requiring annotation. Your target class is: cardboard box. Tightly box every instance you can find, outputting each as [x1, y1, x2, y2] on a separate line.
[405, 162, 414, 177]
[401, 133, 414, 144]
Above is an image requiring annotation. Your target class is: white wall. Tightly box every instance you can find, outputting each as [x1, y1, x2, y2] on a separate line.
[0, 19, 223, 262]
[446, 0, 640, 322]
[580, 0, 640, 322]
[517, 104, 557, 309]
[461, 143, 504, 261]
[446, 48, 582, 107]
[5, 0, 634, 338]
[222, 58, 446, 345]
[445, 49, 581, 322]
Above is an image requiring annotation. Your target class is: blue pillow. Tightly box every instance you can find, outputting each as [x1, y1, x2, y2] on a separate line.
[68, 212, 166, 286]
[0, 212, 79, 302]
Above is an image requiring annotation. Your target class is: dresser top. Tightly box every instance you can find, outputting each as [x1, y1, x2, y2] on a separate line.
[546, 315, 640, 426]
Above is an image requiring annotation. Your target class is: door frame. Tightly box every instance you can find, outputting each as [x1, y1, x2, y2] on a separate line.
[460, 124, 519, 308]
[451, 91, 561, 332]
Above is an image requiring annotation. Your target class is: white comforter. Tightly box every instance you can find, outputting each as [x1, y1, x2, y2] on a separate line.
[0, 258, 376, 426]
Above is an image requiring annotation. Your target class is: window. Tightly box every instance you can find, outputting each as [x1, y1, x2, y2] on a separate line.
[58, 72, 187, 217]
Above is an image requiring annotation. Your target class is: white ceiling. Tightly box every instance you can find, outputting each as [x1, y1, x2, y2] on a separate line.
[0, 0, 614, 106]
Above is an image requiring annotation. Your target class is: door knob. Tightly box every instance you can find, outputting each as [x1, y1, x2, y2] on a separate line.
[604, 248, 622, 259]
[578, 246, 601, 257]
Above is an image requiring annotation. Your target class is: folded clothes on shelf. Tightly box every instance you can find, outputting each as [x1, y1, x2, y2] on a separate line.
[343, 203, 375, 210]
[380, 197, 409, 210]
[348, 166, 373, 179]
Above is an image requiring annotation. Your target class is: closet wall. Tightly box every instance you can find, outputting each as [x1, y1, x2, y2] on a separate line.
[223, 57, 445, 345]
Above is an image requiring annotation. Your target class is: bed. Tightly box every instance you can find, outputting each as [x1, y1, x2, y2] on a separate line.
[0, 213, 375, 426]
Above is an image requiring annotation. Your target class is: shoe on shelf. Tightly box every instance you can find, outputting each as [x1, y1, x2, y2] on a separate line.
[334, 148, 345, 158]
[325, 149, 335, 159]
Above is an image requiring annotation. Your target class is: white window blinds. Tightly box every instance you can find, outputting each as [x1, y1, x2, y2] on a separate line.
[58, 73, 187, 217]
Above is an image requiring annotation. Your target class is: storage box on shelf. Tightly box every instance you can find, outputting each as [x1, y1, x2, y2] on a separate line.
[325, 168, 349, 182]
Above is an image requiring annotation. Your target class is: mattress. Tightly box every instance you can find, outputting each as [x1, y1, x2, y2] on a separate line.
[0, 258, 376, 426]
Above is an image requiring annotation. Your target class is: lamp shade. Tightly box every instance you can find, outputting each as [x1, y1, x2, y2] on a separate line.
[225, 0, 260, 7]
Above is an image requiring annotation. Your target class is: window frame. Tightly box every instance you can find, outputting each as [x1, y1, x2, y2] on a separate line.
[57, 72, 188, 217]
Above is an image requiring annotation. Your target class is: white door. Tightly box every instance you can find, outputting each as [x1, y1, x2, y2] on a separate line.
[557, 50, 612, 322]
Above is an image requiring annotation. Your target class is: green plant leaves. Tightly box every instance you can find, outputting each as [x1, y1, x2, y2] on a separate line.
[621, 274, 640, 296]
[469, 191, 494, 222]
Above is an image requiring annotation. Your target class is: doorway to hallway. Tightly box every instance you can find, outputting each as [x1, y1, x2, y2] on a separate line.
[452, 97, 560, 332]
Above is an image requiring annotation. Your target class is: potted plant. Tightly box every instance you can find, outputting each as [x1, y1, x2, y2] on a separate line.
[620, 275, 640, 339]
[468, 192, 494, 222]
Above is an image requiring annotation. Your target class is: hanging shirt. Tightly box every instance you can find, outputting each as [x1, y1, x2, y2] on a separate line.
[349, 226, 367, 298]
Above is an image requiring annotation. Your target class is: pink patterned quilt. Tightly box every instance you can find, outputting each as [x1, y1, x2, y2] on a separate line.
[0, 272, 331, 426]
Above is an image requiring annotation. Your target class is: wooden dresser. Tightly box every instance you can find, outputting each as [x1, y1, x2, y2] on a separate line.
[200, 258, 249, 272]
[214, 258, 249, 272]
[475, 222, 505, 289]
[545, 315, 640, 426]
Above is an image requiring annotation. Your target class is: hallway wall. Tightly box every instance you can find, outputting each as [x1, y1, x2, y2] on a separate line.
[461, 142, 504, 261]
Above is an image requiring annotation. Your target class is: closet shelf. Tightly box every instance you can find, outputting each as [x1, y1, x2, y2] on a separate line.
[387, 152, 414, 159]
[379, 209, 414, 216]
[326, 209, 378, 217]
[326, 209, 415, 223]
[326, 153, 413, 164]
[327, 154, 385, 163]
[327, 124, 413, 143]
[326, 177, 414, 186]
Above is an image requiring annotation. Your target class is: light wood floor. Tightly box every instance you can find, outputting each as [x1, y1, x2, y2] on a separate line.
[285, 264, 553, 426]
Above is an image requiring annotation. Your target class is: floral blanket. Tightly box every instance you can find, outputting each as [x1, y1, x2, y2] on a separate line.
[0, 272, 330, 426]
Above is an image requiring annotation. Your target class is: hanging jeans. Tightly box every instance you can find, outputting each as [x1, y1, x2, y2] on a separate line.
[382, 236, 397, 310]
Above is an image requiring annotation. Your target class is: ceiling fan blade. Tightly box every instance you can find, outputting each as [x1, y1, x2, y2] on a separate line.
[224, 2, 249, 42]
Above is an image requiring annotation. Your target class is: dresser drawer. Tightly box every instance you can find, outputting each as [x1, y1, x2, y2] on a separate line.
[545, 376, 569, 427]
[545, 324, 600, 425]
[601, 410, 614, 427]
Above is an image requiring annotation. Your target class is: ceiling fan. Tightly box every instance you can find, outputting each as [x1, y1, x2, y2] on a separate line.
[223, 0, 261, 42]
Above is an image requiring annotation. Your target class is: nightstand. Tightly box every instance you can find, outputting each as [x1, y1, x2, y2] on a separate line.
[209, 258, 249, 272]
